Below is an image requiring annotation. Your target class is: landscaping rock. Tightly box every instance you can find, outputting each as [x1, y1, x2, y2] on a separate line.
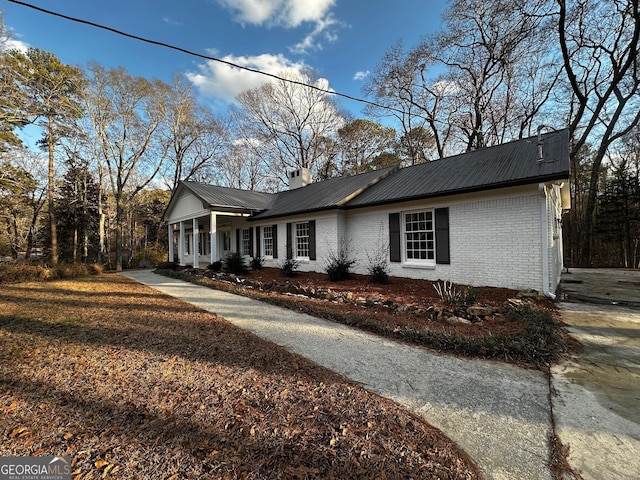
[467, 306, 497, 317]
[446, 316, 472, 325]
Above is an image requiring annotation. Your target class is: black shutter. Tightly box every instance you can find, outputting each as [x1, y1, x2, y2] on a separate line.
[272, 224, 278, 259]
[389, 213, 401, 262]
[255, 227, 261, 257]
[249, 227, 254, 256]
[309, 220, 316, 260]
[435, 207, 450, 264]
[286, 223, 292, 259]
[235, 228, 240, 253]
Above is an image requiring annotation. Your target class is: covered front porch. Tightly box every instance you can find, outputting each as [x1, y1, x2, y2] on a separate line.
[168, 212, 249, 268]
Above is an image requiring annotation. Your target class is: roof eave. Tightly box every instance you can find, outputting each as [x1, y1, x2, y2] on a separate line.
[344, 172, 570, 211]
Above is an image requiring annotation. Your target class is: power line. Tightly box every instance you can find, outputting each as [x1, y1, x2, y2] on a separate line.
[8, 0, 405, 115]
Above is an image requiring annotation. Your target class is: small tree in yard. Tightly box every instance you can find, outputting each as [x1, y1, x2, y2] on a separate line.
[324, 237, 356, 281]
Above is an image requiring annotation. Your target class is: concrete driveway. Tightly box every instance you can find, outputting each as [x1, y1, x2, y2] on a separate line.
[554, 269, 640, 480]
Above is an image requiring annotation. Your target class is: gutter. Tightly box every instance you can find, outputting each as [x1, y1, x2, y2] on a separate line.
[539, 183, 556, 299]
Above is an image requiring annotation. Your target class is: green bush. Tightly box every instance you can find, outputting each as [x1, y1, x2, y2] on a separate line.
[207, 261, 222, 272]
[249, 256, 264, 270]
[368, 264, 389, 284]
[324, 238, 356, 281]
[280, 258, 298, 277]
[223, 252, 248, 275]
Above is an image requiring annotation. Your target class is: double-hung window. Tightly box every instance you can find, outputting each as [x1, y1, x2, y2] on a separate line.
[241, 229, 251, 256]
[294, 222, 310, 259]
[263, 226, 273, 257]
[404, 210, 435, 263]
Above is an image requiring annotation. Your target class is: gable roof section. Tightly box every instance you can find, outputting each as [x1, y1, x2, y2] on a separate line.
[164, 181, 276, 220]
[249, 166, 397, 221]
[345, 129, 570, 208]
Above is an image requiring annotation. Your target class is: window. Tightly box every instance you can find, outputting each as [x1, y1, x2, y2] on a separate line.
[263, 226, 273, 257]
[404, 210, 435, 262]
[198, 231, 210, 256]
[242, 228, 251, 256]
[294, 222, 310, 259]
[185, 233, 192, 255]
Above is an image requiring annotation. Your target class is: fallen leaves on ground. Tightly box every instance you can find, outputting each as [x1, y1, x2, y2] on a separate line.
[0, 275, 481, 479]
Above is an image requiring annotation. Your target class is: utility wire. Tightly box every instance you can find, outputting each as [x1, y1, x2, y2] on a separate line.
[8, 0, 405, 115]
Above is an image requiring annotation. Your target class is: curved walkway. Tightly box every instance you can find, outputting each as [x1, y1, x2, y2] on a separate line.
[123, 270, 552, 480]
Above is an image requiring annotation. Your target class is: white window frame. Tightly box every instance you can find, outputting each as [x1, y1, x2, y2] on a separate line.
[294, 222, 310, 260]
[185, 233, 192, 255]
[263, 226, 273, 258]
[241, 228, 251, 256]
[402, 209, 435, 265]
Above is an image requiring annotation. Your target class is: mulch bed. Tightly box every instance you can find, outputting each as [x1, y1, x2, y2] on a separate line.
[0, 275, 481, 479]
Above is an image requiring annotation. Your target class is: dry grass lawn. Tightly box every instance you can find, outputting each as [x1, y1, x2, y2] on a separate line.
[0, 275, 481, 479]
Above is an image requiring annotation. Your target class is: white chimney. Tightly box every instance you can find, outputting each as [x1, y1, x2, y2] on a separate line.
[288, 168, 312, 190]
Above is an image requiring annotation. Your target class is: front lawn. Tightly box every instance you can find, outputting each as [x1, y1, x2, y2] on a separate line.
[0, 275, 480, 479]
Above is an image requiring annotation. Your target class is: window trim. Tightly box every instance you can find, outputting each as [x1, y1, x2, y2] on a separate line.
[401, 208, 436, 266]
[294, 221, 310, 260]
[262, 225, 274, 258]
[241, 228, 251, 256]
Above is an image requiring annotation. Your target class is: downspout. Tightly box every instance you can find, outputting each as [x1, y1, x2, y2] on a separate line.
[539, 183, 556, 299]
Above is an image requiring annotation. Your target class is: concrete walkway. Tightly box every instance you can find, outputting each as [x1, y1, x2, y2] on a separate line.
[554, 269, 640, 480]
[123, 270, 552, 480]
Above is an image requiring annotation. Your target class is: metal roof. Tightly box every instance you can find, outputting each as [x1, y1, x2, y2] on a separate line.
[166, 130, 570, 221]
[345, 129, 570, 208]
[169, 181, 276, 217]
[249, 166, 397, 220]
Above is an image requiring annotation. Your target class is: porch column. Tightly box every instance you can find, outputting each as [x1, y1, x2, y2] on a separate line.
[210, 212, 217, 264]
[167, 223, 174, 262]
[179, 221, 185, 265]
[193, 218, 200, 268]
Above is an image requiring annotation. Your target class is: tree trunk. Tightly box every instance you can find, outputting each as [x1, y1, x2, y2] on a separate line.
[47, 116, 58, 265]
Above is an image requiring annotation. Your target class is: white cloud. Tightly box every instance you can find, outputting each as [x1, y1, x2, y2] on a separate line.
[217, 0, 334, 28]
[2, 36, 29, 52]
[216, 0, 339, 53]
[186, 52, 310, 103]
[162, 17, 183, 26]
[353, 70, 370, 81]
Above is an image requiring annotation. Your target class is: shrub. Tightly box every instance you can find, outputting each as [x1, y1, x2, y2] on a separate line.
[433, 280, 477, 306]
[56, 262, 90, 279]
[368, 264, 389, 284]
[133, 245, 166, 268]
[324, 238, 356, 281]
[157, 261, 180, 271]
[250, 256, 264, 270]
[280, 258, 299, 277]
[223, 252, 248, 275]
[365, 222, 389, 284]
[88, 263, 104, 275]
[0, 262, 53, 284]
[207, 261, 223, 272]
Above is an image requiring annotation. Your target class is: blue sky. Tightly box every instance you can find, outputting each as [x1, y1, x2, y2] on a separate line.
[2, 0, 447, 117]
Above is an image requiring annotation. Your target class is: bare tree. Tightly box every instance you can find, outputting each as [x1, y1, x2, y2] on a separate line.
[162, 75, 226, 191]
[236, 69, 345, 185]
[556, 0, 640, 265]
[84, 63, 170, 271]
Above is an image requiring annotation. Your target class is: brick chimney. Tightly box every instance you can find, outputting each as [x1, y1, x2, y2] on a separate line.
[288, 168, 312, 190]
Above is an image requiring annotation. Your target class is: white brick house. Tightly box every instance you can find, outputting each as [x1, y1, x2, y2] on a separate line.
[163, 130, 570, 296]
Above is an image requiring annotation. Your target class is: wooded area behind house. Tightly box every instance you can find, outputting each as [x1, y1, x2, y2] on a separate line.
[1, 0, 639, 270]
